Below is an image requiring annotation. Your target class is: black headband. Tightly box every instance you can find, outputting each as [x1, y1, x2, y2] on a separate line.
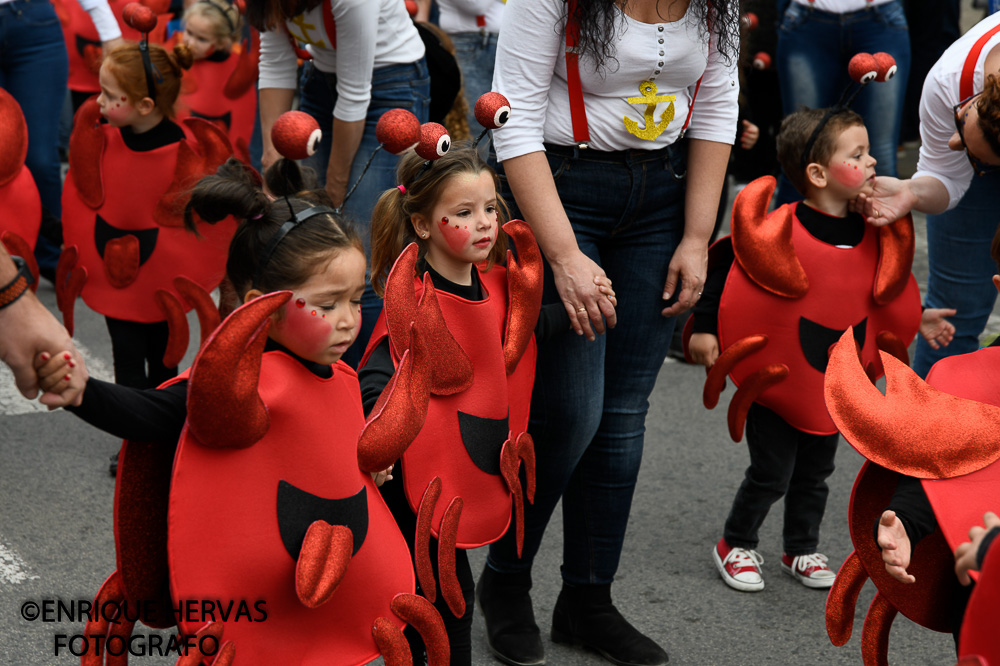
[138, 40, 160, 101]
[252, 205, 336, 288]
[197, 0, 236, 33]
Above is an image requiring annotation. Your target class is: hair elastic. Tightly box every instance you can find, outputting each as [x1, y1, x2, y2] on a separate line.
[197, 0, 236, 34]
[397, 184, 406, 194]
[252, 205, 335, 288]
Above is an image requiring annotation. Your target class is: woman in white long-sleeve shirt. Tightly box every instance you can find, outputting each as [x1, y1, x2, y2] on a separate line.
[474, 1, 739, 665]
[251, 0, 428, 367]
[855, 12, 1000, 377]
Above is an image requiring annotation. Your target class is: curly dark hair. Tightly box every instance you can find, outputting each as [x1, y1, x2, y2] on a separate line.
[975, 73, 1000, 165]
[566, 0, 740, 71]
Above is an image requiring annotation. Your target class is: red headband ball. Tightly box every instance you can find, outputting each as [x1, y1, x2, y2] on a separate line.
[873, 52, 898, 82]
[474, 92, 511, 130]
[848, 52, 879, 84]
[415, 123, 451, 161]
[376, 109, 421, 155]
[123, 2, 157, 32]
[271, 111, 322, 161]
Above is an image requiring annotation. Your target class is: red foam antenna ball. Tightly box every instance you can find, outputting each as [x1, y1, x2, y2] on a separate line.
[376, 109, 421, 155]
[404, 0, 418, 16]
[415, 123, 451, 161]
[873, 52, 897, 82]
[127, 4, 157, 32]
[741, 12, 758, 30]
[474, 92, 511, 130]
[122, 2, 140, 26]
[140, 0, 170, 14]
[271, 111, 321, 161]
[752, 52, 771, 70]
[848, 52, 879, 84]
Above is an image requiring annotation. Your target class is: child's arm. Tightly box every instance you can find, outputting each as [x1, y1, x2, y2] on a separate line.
[877, 510, 916, 584]
[59, 374, 188, 444]
[955, 511, 1000, 586]
[739, 120, 759, 152]
[34, 351, 79, 403]
[535, 275, 616, 342]
[689, 333, 720, 368]
[919, 307, 957, 350]
[875, 474, 938, 584]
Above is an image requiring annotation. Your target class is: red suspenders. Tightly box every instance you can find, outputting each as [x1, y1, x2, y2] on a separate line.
[960, 20, 1000, 99]
[285, 0, 337, 61]
[563, 0, 706, 148]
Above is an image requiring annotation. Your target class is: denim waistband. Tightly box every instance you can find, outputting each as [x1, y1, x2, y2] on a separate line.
[543, 141, 682, 164]
[789, 0, 898, 20]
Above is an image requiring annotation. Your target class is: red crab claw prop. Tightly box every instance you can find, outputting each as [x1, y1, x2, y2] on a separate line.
[0, 87, 28, 187]
[68, 98, 106, 209]
[186, 291, 291, 449]
[384, 243, 473, 395]
[155, 119, 233, 228]
[80, 571, 135, 666]
[875, 330, 909, 366]
[703, 334, 768, 409]
[727, 364, 789, 441]
[358, 324, 430, 473]
[874, 217, 915, 305]
[731, 176, 808, 298]
[173, 621, 234, 666]
[499, 432, 537, 557]
[157, 277, 222, 368]
[379, 593, 450, 666]
[295, 521, 353, 608]
[825, 328, 1000, 479]
[413, 476, 466, 617]
[825, 550, 866, 645]
[1, 231, 39, 291]
[223, 32, 259, 100]
[502, 220, 543, 374]
[54, 245, 88, 336]
[861, 592, 898, 665]
[415, 476, 442, 603]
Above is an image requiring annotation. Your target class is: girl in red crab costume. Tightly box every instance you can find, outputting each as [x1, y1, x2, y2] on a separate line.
[687, 97, 953, 595]
[357, 106, 611, 663]
[59, 28, 236, 391]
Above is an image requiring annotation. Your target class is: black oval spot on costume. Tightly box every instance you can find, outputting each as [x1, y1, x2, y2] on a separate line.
[276, 481, 368, 560]
[458, 411, 509, 476]
[798, 316, 867, 373]
[94, 214, 159, 265]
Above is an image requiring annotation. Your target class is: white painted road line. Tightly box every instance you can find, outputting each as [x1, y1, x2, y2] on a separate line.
[0, 537, 39, 584]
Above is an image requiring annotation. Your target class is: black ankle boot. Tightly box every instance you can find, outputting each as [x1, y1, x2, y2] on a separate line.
[476, 565, 545, 666]
[551, 583, 669, 666]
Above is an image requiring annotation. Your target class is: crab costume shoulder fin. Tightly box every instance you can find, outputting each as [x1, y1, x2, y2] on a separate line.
[0, 87, 28, 187]
[825, 329, 1000, 479]
[873, 214, 915, 305]
[67, 97, 106, 209]
[224, 31, 260, 100]
[730, 176, 808, 299]
[154, 118, 233, 228]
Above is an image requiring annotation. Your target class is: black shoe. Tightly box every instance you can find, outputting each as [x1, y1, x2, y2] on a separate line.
[551, 583, 668, 666]
[476, 565, 545, 666]
[108, 452, 118, 477]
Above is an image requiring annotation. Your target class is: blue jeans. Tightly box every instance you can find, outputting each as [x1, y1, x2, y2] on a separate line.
[450, 31, 498, 137]
[775, 0, 910, 205]
[299, 59, 430, 367]
[486, 142, 688, 586]
[912, 173, 1000, 377]
[0, 0, 69, 272]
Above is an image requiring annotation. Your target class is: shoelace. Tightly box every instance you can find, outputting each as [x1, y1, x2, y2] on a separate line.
[793, 553, 830, 572]
[723, 548, 764, 569]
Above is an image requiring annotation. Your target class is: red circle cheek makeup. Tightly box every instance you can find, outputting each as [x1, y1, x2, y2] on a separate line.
[830, 161, 867, 189]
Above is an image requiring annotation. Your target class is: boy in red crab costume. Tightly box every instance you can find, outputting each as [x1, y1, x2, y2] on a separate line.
[687, 53, 955, 595]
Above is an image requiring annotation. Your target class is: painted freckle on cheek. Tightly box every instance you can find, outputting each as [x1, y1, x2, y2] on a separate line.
[296, 298, 306, 308]
[440, 217, 448, 225]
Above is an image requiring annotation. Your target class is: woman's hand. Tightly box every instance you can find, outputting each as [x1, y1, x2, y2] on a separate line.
[551, 249, 617, 341]
[852, 176, 917, 226]
[661, 236, 708, 318]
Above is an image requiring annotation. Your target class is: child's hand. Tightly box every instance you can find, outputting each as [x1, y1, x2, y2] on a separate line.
[954, 511, 1000, 586]
[919, 307, 956, 350]
[740, 120, 759, 151]
[594, 275, 618, 309]
[372, 464, 394, 487]
[33, 351, 79, 407]
[877, 510, 915, 584]
[688, 333, 719, 368]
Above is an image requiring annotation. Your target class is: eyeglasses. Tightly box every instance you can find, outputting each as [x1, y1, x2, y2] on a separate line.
[953, 94, 1000, 177]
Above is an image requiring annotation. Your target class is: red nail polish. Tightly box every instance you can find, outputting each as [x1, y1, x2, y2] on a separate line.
[68, 360, 76, 368]
[64, 375, 72, 381]
[40, 353, 50, 361]
[63, 352, 72, 360]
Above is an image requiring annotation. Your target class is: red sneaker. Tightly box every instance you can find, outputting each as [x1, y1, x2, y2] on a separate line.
[713, 538, 764, 592]
[781, 553, 836, 589]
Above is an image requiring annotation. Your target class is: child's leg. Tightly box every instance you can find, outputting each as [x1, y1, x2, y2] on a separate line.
[722, 404, 800, 549]
[782, 431, 839, 556]
[105, 316, 152, 388]
[144, 320, 177, 387]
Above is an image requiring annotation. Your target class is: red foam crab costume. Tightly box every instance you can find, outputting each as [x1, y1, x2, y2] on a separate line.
[358, 220, 542, 618]
[0, 86, 42, 285]
[823, 331, 1000, 665]
[83, 293, 449, 665]
[698, 176, 921, 441]
[175, 30, 260, 163]
[58, 99, 237, 361]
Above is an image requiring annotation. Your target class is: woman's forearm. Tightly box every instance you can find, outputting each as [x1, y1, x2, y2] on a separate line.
[326, 118, 366, 207]
[683, 138, 731, 244]
[258, 88, 296, 158]
[502, 151, 579, 266]
[908, 175, 951, 216]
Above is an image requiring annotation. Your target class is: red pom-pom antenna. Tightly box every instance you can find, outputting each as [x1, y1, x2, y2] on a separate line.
[376, 109, 421, 155]
[474, 92, 511, 130]
[741, 12, 758, 30]
[122, 2, 157, 32]
[271, 111, 321, 161]
[873, 52, 898, 82]
[404, 0, 418, 16]
[415, 123, 451, 161]
[848, 52, 878, 84]
[752, 52, 771, 70]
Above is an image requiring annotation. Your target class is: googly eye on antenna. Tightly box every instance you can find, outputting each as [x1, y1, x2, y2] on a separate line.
[122, 2, 160, 101]
[471, 92, 511, 149]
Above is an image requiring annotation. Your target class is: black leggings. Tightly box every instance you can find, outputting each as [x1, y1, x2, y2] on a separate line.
[379, 463, 474, 666]
[104, 317, 177, 389]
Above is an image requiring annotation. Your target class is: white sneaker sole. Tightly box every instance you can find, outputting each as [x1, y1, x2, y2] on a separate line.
[781, 562, 836, 589]
[713, 546, 764, 592]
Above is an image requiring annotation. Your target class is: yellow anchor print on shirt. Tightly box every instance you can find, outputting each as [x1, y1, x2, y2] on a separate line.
[624, 81, 675, 141]
[289, 13, 326, 48]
